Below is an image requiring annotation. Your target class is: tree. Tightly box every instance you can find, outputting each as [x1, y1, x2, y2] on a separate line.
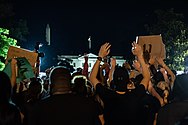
[145, 8, 188, 71]
[0, 27, 17, 70]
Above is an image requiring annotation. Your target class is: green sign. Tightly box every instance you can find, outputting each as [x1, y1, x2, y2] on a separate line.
[3, 57, 35, 83]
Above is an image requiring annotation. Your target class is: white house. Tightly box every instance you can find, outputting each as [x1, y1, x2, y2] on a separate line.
[57, 53, 126, 72]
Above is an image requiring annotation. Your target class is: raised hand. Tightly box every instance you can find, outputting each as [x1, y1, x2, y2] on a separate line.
[131, 41, 142, 57]
[90, 42, 111, 89]
[98, 42, 111, 58]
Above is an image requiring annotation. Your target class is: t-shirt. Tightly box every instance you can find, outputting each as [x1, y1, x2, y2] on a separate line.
[96, 83, 147, 125]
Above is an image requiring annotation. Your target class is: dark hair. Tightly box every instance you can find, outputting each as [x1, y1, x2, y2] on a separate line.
[130, 74, 143, 87]
[72, 77, 87, 96]
[152, 71, 165, 85]
[27, 78, 43, 102]
[149, 64, 157, 76]
[113, 66, 129, 91]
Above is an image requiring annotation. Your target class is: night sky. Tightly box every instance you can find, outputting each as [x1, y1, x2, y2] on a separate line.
[13, 0, 188, 70]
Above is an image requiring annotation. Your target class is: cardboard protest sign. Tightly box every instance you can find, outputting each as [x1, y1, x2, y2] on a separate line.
[6, 46, 38, 67]
[136, 35, 166, 59]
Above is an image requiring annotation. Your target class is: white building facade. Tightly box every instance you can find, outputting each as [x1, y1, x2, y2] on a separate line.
[57, 53, 126, 72]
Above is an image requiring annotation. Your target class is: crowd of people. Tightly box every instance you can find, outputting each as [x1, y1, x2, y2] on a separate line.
[1, 41, 188, 125]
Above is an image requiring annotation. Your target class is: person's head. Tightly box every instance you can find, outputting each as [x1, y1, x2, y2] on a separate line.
[113, 66, 129, 92]
[149, 64, 158, 76]
[130, 74, 143, 88]
[152, 71, 165, 85]
[28, 77, 43, 101]
[125, 74, 143, 91]
[72, 75, 88, 96]
[49, 66, 72, 94]
[156, 81, 168, 91]
[76, 67, 82, 73]
[0, 71, 12, 103]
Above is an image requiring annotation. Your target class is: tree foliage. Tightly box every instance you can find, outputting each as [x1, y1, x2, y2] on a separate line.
[0, 0, 29, 71]
[145, 8, 188, 71]
[0, 27, 17, 70]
